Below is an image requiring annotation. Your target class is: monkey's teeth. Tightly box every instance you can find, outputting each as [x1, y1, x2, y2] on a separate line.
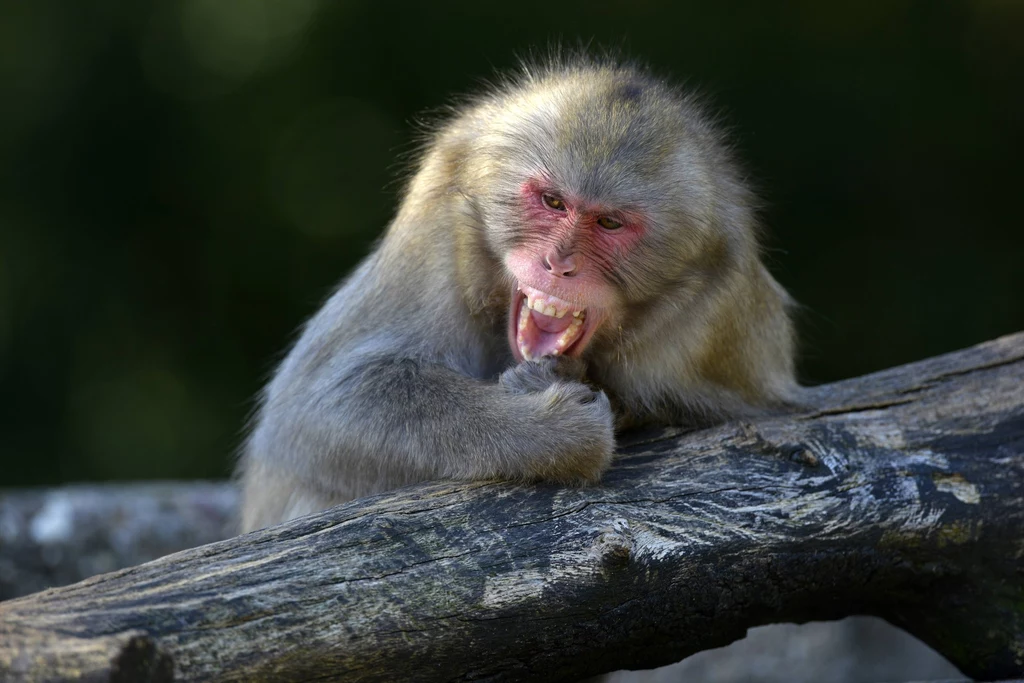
[554, 326, 579, 350]
[521, 287, 580, 321]
[515, 284, 588, 361]
[523, 292, 586, 324]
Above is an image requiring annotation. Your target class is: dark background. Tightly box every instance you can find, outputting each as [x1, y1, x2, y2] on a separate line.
[2, 0, 1021, 486]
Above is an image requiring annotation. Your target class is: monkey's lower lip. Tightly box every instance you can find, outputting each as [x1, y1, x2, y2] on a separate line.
[508, 285, 598, 362]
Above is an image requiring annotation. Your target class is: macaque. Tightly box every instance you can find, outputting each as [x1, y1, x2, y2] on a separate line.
[237, 57, 797, 533]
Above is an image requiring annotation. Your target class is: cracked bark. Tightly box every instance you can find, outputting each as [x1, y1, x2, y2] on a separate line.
[1, 333, 1023, 682]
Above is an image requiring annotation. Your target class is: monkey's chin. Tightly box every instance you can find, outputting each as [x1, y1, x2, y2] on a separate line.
[508, 284, 602, 363]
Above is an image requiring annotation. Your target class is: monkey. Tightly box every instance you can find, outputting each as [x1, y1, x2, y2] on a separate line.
[237, 56, 797, 533]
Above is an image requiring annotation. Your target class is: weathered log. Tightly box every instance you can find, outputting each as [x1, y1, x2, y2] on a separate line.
[0, 493, 967, 680]
[0, 483, 237, 601]
[1, 333, 1022, 683]
[0, 489, 969, 683]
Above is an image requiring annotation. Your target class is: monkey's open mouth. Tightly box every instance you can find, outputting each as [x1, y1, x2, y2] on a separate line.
[508, 284, 600, 362]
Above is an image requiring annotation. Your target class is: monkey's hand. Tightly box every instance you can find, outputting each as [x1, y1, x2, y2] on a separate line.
[250, 356, 615, 504]
[498, 357, 614, 485]
[498, 356, 588, 394]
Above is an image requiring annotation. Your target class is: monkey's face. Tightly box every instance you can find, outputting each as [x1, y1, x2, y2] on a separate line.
[503, 176, 648, 363]
[477, 75, 746, 365]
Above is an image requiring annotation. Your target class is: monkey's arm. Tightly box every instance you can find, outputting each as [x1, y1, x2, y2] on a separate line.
[240, 356, 613, 531]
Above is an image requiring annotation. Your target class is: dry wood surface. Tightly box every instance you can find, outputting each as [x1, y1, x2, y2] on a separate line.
[1, 333, 1023, 682]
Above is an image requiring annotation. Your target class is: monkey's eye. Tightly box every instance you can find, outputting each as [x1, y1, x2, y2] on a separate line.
[597, 216, 622, 231]
[542, 194, 566, 211]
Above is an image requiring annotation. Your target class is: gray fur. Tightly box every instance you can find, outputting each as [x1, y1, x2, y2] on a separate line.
[238, 57, 796, 532]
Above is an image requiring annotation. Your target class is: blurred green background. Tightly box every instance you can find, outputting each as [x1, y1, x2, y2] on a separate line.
[1, 0, 1021, 486]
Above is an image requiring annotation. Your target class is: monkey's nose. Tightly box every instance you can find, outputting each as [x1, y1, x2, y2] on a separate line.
[543, 252, 578, 277]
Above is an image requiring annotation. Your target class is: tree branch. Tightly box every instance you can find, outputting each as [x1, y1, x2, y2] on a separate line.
[2, 333, 1023, 683]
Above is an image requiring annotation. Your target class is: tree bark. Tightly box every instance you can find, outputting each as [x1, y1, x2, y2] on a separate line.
[1, 332, 1022, 683]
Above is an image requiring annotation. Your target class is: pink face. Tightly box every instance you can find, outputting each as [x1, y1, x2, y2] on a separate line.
[505, 177, 647, 362]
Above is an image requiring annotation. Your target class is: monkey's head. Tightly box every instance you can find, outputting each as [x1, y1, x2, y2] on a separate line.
[465, 63, 758, 364]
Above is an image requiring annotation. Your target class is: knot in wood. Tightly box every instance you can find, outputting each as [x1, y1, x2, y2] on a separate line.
[787, 446, 820, 467]
[110, 632, 173, 683]
[590, 519, 633, 567]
